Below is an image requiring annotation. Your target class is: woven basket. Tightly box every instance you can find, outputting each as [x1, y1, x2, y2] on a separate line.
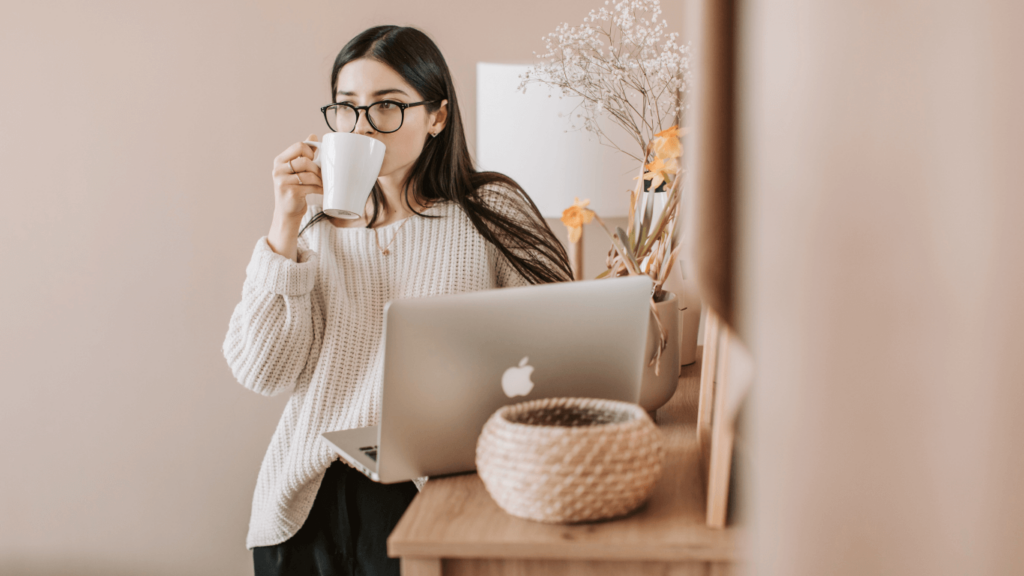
[475, 397, 665, 524]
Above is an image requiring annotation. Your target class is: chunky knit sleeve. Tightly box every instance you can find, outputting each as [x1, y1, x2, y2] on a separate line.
[222, 235, 321, 397]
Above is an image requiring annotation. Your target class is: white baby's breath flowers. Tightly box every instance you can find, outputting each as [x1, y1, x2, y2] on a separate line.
[519, 0, 692, 164]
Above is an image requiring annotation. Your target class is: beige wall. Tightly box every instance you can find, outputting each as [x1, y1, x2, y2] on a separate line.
[0, 1, 683, 574]
[738, 1, 1024, 574]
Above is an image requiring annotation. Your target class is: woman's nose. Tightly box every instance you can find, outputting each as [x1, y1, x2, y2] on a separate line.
[354, 110, 376, 135]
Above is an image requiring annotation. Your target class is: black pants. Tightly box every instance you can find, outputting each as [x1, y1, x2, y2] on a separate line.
[252, 460, 419, 576]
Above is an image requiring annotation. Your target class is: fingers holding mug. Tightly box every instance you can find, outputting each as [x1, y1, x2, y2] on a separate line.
[292, 170, 321, 187]
[273, 158, 323, 187]
[273, 134, 318, 165]
[272, 140, 324, 220]
[283, 155, 321, 180]
[301, 133, 318, 160]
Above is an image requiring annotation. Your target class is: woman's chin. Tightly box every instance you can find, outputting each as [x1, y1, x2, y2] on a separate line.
[376, 160, 416, 184]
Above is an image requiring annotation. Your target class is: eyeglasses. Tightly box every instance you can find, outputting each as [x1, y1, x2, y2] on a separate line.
[321, 100, 438, 134]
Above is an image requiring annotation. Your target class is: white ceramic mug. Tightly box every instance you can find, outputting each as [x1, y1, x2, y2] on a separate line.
[303, 132, 386, 219]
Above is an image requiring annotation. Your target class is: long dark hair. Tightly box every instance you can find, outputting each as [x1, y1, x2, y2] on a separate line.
[299, 25, 573, 285]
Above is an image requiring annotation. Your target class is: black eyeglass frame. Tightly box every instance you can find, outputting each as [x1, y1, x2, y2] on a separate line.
[321, 99, 439, 134]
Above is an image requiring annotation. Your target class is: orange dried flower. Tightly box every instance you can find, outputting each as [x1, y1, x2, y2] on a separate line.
[561, 197, 596, 243]
[653, 125, 689, 160]
[633, 125, 689, 190]
[634, 155, 680, 191]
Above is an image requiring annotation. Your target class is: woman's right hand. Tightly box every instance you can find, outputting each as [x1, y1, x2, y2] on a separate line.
[267, 134, 324, 261]
[272, 134, 324, 221]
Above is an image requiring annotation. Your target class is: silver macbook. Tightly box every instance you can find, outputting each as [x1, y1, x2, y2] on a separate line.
[321, 274, 653, 484]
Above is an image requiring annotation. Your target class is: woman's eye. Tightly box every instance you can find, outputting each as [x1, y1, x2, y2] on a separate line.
[379, 101, 396, 109]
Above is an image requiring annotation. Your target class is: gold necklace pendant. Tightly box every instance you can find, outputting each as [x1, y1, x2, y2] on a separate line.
[374, 216, 410, 256]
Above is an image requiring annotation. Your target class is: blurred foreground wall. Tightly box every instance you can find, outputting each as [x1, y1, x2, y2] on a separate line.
[738, 1, 1024, 574]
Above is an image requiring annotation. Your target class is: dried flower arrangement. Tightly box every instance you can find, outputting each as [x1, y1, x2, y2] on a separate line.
[522, 0, 692, 370]
[519, 0, 692, 163]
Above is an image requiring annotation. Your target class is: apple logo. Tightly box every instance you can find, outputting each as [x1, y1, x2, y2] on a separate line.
[501, 356, 535, 398]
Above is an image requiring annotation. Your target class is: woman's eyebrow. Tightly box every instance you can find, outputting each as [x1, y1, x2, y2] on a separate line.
[336, 89, 409, 98]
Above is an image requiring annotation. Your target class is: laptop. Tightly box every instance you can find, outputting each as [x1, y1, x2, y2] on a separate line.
[321, 274, 653, 484]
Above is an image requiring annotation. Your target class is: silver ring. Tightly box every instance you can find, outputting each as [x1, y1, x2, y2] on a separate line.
[288, 160, 296, 174]
[296, 173, 304, 185]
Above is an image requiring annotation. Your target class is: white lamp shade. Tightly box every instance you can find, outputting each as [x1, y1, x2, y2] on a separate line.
[476, 62, 637, 218]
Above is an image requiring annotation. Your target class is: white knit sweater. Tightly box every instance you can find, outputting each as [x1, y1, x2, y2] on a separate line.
[222, 183, 546, 549]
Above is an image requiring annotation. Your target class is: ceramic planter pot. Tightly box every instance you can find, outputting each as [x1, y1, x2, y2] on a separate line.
[662, 257, 703, 366]
[639, 291, 680, 412]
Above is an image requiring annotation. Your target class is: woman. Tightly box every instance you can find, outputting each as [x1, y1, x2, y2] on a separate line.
[222, 25, 572, 575]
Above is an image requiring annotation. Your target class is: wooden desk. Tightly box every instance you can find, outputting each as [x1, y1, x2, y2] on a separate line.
[388, 347, 739, 576]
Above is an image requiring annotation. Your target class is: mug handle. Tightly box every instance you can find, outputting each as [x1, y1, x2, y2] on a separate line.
[302, 140, 321, 166]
